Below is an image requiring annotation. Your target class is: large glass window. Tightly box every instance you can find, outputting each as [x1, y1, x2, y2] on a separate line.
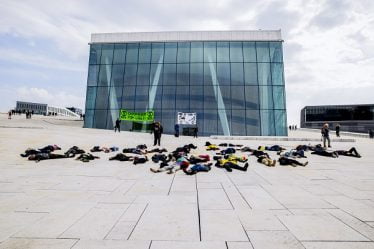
[108, 87, 122, 110]
[257, 63, 271, 85]
[190, 42, 203, 62]
[113, 44, 126, 64]
[126, 43, 139, 63]
[217, 42, 230, 62]
[151, 43, 164, 63]
[176, 86, 189, 110]
[256, 42, 270, 62]
[269, 42, 283, 63]
[177, 42, 190, 63]
[190, 63, 203, 85]
[135, 86, 149, 110]
[204, 42, 216, 62]
[137, 64, 150, 85]
[123, 64, 138, 85]
[230, 42, 243, 62]
[95, 87, 109, 109]
[204, 85, 218, 109]
[177, 64, 189, 85]
[244, 63, 257, 85]
[232, 109, 245, 135]
[138, 43, 151, 63]
[231, 86, 245, 109]
[93, 110, 108, 129]
[162, 86, 175, 109]
[87, 65, 99, 86]
[164, 43, 177, 63]
[98, 64, 112, 86]
[273, 86, 286, 110]
[271, 63, 284, 85]
[259, 85, 274, 109]
[110, 65, 124, 86]
[89, 44, 101, 64]
[243, 42, 256, 62]
[261, 110, 275, 135]
[163, 64, 176, 85]
[100, 44, 114, 64]
[230, 63, 244, 85]
[216, 63, 230, 85]
[122, 85, 135, 110]
[203, 109, 218, 135]
[85, 87, 97, 109]
[190, 86, 204, 109]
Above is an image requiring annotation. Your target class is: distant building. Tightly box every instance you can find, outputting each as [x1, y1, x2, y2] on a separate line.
[301, 104, 374, 133]
[15, 101, 80, 118]
[66, 107, 83, 115]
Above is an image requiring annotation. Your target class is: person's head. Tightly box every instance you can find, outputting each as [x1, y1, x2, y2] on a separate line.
[323, 123, 329, 128]
[28, 154, 36, 160]
[53, 145, 61, 150]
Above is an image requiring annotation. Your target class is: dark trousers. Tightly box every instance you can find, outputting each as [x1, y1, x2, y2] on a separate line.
[279, 157, 303, 166]
[154, 134, 161, 146]
[224, 162, 247, 171]
[114, 126, 120, 132]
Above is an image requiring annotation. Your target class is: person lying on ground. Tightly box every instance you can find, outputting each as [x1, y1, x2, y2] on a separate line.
[21, 145, 61, 157]
[133, 156, 148, 165]
[136, 144, 147, 150]
[311, 147, 338, 158]
[188, 154, 210, 164]
[181, 162, 213, 175]
[277, 149, 306, 158]
[64, 146, 85, 158]
[215, 158, 249, 172]
[109, 153, 134, 161]
[122, 147, 147, 155]
[223, 154, 248, 162]
[295, 144, 315, 151]
[150, 157, 189, 173]
[240, 146, 254, 152]
[217, 147, 236, 155]
[335, 147, 361, 158]
[147, 148, 168, 153]
[151, 153, 168, 163]
[263, 145, 286, 152]
[251, 150, 276, 167]
[173, 144, 197, 154]
[218, 143, 243, 147]
[278, 156, 308, 167]
[91, 146, 119, 153]
[76, 153, 100, 162]
[28, 153, 66, 162]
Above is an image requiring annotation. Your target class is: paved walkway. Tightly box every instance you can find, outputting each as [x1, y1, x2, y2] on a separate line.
[1, 114, 374, 249]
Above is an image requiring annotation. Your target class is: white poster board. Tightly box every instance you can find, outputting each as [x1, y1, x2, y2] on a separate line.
[177, 112, 196, 125]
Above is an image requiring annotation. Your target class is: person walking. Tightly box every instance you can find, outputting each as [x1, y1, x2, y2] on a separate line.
[152, 122, 163, 146]
[114, 118, 121, 132]
[193, 126, 198, 138]
[335, 123, 341, 137]
[321, 123, 331, 148]
[8, 110, 12, 119]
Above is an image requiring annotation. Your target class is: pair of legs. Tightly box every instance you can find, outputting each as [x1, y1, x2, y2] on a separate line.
[154, 134, 161, 146]
[114, 126, 120, 132]
[311, 150, 338, 158]
[109, 153, 134, 161]
[216, 162, 248, 172]
[183, 163, 212, 175]
[150, 164, 180, 174]
[257, 156, 276, 167]
[279, 156, 308, 167]
[323, 136, 331, 147]
[335, 147, 361, 158]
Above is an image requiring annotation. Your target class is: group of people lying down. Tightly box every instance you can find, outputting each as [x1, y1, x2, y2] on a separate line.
[20, 142, 361, 174]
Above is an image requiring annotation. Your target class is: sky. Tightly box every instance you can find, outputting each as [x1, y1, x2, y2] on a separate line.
[0, 0, 373, 125]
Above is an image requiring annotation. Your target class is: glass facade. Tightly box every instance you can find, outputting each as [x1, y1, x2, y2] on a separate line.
[84, 41, 287, 136]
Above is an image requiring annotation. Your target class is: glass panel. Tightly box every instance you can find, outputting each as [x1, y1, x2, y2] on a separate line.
[217, 110, 231, 135]
[113, 44, 126, 64]
[245, 86, 259, 109]
[190, 42, 203, 62]
[256, 42, 270, 62]
[176, 86, 189, 110]
[273, 86, 285, 109]
[243, 42, 256, 62]
[190, 63, 203, 85]
[108, 87, 122, 110]
[204, 63, 216, 85]
[122, 85, 135, 110]
[126, 43, 139, 63]
[151, 43, 164, 63]
[151, 85, 162, 110]
[93, 110, 107, 129]
[100, 44, 114, 64]
[220, 85, 231, 110]
[84, 110, 94, 128]
[244, 63, 257, 85]
[177, 42, 190, 63]
[85, 87, 97, 109]
[216, 63, 230, 85]
[177, 64, 189, 85]
[231, 85, 245, 109]
[261, 110, 275, 135]
[259, 85, 274, 109]
[123, 64, 137, 85]
[246, 110, 260, 135]
[135, 85, 149, 110]
[269, 42, 283, 62]
[203, 109, 218, 136]
[271, 63, 284, 85]
[232, 109, 245, 135]
[204, 42, 216, 62]
[98, 64, 112, 86]
[204, 85, 218, 109]
[217, 42, 229, 62]
[275, 110, 287, 136]
[163, 64, 176, 85]
[138, 43, 151, 63]
[110, 64, 124, 86]
[230, 42, 243, 62]
[95, 87, 109, 109]
[190, 86, 204, 109]
[87, 65, 99, 86]
[164, 43, 177, 63]
[161, 110, 175, 135]
[162, 86, 175, 109]
[89, 44, 101, 64]
[137, 64, 150, 85]
[106, 109, 120, 130]
[258, 63, 271, 85]
[231, 63, 244, 85]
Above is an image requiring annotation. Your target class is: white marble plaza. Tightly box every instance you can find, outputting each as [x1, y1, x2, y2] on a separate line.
[0, 114, 374, 249]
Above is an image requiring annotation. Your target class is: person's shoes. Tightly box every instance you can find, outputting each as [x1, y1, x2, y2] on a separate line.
[224, 165, 232, 172]
[356, 154, 361, 158]
[290, 163, 297, 167]
[244, 163, 249, 171]
[271, 160, 276, 166]
[328, 145, 331, 148]
[332, 152, 339, 158]
[150, 168, 158, 173]
[166, 170, 174, 174]
[303, 161, 308, 166]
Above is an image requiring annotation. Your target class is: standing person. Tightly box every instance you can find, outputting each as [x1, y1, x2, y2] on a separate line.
[152, 122, 163, 146]
[321, 123, 331, 148]
[335, 124, 340, 137]
[289, 125, 292, 131]
[174, 123, 179, 137]
[114, 118, 121, 132]
[8, 110, 12, 119]
[369, 129, 374, 139]
[193, 126, 198, 138]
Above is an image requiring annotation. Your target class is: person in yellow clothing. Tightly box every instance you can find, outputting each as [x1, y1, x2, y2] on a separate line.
[215, 156, 249, 172]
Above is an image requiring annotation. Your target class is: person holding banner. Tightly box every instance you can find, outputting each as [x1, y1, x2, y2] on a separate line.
[152, 122, 163, 146]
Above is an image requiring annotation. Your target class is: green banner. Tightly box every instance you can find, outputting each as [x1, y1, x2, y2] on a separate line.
[119, 109, 154, 122]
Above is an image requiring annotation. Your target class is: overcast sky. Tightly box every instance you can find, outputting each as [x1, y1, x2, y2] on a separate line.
[1, 0, 373, 125]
